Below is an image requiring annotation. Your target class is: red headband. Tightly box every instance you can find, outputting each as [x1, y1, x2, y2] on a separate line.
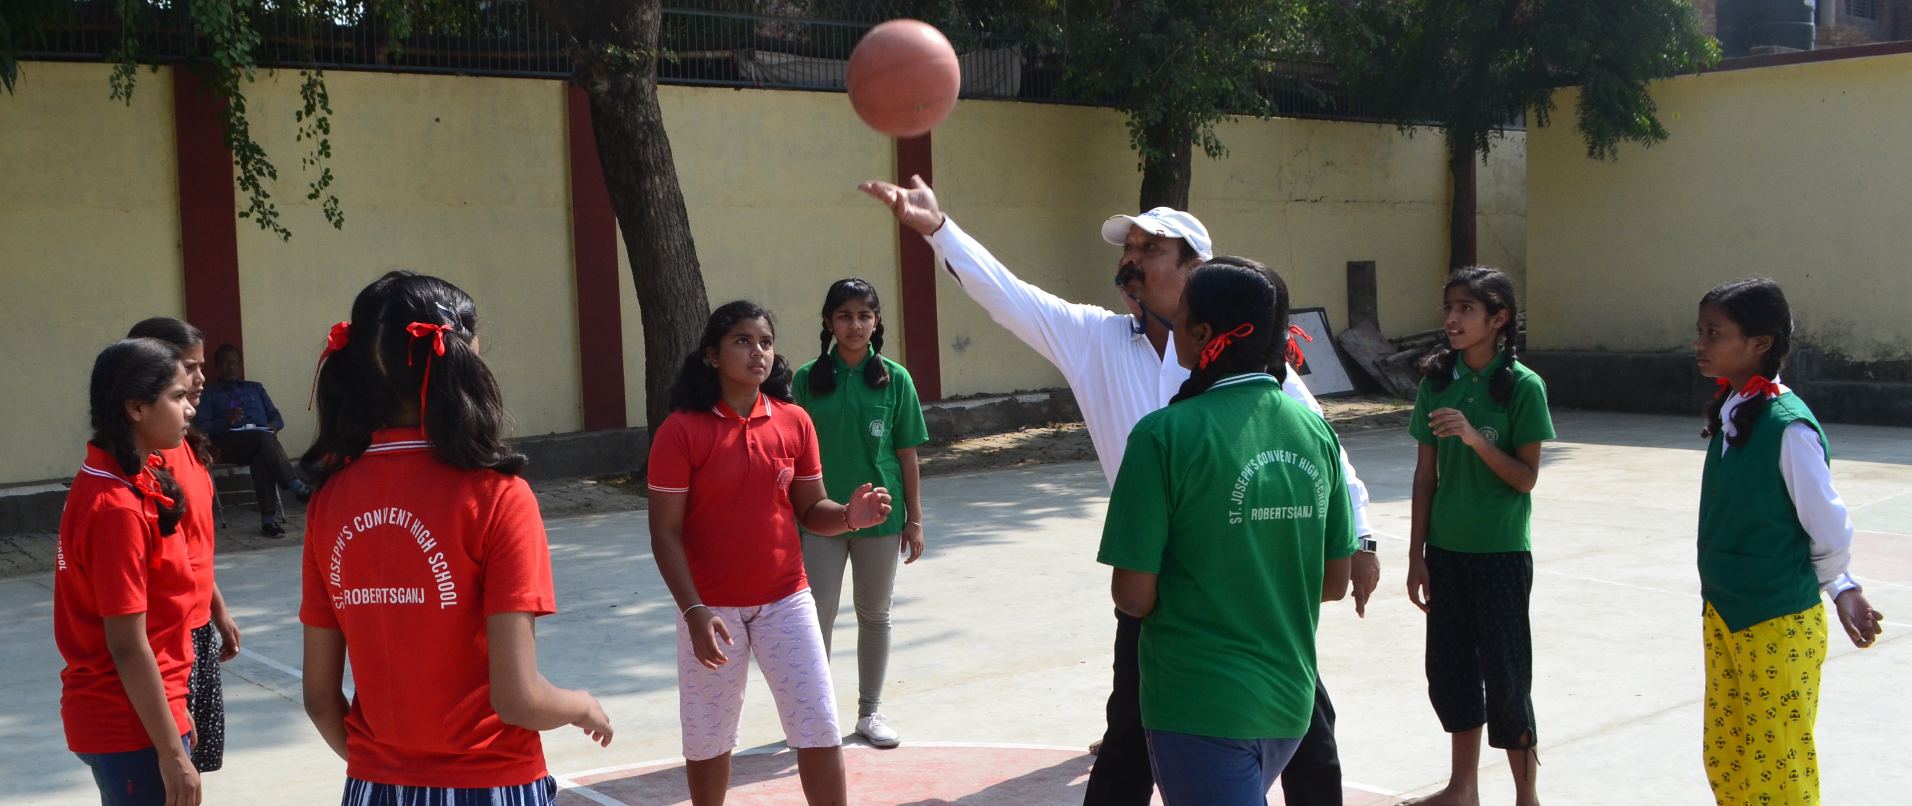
[1198, 323, 1256, 371]
[406, 322, 455, 425]
[1285, 323, 1313, 370]
[307, 321, 351, 411]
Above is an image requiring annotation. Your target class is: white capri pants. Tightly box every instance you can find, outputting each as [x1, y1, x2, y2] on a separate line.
[676, 588, 841, 761]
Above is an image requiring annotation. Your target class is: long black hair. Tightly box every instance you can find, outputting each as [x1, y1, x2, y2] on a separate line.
[126, 317, 213, 465]
[1170, 261, 1289, 404]
[1202, 255, 1294, 382]
[1700, 278, 1794, 446]
[668, 300, 795, 413]
[808, 278, 891, 396]
[301, 270, 526, 486]
[1419, 266, 1521, 405]
[90, 338, 189, 535]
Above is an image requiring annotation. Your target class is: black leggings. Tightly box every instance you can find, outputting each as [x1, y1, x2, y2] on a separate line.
[1423, 545, 1536, 750]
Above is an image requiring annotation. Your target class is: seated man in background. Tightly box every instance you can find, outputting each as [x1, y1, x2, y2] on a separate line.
[197, 343, 312, 536]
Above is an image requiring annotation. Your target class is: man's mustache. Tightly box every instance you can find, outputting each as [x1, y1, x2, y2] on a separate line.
[1114, 264, 1142, 288]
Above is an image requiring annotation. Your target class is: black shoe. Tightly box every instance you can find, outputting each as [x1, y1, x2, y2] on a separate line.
[262, 520, 287, 538]
[292, 481, 313, 504]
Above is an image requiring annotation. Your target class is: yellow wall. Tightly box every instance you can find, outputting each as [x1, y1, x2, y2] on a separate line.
[619, 86, 902, 425]
[233, 70, 578, 455]
[1, 66, 1522, 483]
[933, 100, 1526, 397]
[1527, 51, 1912, 359]
[0, 62, 184, 483]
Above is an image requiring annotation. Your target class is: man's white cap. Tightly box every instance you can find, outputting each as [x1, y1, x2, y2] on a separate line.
[1101, 207, 1213, 261]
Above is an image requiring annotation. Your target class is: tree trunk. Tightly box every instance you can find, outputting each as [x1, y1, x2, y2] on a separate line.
[533, 0, 709, 437]
[1136, 118, 1193, 212]
[1446, 130, 1478, 270]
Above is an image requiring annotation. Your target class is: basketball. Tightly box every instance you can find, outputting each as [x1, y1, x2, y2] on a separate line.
[846, 19, 961, 138]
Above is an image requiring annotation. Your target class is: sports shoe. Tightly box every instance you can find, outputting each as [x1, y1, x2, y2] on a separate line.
[291, 479, 314, 504]
[856, 714, 900, 748]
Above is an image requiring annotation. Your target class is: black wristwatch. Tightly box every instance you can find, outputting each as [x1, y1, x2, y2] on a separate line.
[1358, 536, 1378, 553]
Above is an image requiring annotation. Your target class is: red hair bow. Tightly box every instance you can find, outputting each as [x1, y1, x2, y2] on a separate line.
[405, 322, 456, 425]
[1715, 375, 1782, 400]
[308, 321, 352, 411]
[1198, 323, 1256, 371]
[136, 454, 176, 510]
[1285, 323, 1313, 370]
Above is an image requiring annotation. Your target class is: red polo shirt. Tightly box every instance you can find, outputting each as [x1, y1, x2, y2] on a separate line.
[157, 444, 217, 629]
[54, 444, 197, 753]
[647, 395, 823, 607]
[298, 429, 557, 788]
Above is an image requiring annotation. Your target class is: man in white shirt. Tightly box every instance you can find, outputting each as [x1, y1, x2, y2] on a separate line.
[861, 176, 1380, 805]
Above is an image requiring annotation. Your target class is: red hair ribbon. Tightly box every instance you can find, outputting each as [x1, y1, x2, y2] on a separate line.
[307, 321, 352, 411]
[405, 322, 455, 424]
[1285, 323, 1313, 370]
[1715, 375, 1782, 400]
[137, 454, 176, 510]
[1198, 323, 1256, 371]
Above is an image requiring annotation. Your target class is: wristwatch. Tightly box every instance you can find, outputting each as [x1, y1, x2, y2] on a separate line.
[1358, 536, 1378, 553]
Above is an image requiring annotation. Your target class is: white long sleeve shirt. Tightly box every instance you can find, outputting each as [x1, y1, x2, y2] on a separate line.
[1718, 379, 1859, 597]
[927, 218, 1373, 537]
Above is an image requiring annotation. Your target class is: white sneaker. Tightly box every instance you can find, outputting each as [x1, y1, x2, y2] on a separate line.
[856, 714, 901, 748]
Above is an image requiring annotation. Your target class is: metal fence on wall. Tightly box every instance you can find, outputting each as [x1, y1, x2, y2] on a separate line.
[17, 0, 1406, 124]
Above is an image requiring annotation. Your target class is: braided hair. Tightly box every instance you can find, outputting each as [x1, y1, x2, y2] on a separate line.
[1699, 278, 1793, 446]
[1170, 261, 1289, 404]
[1202, 256, 1293, 382]
[807, 278, 892, 397]
[89, 338, 190, 535]
[1419, 266, 1521, 405]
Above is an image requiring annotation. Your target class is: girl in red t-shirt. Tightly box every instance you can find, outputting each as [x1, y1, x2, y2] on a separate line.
[127, 316, 239, 775]
[298, 271, 612, 805]
[54, 337, 201, 806]
[649, 300, 891, 806]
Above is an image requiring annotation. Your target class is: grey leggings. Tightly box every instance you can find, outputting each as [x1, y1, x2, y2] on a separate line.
[800, 531, 900, 718]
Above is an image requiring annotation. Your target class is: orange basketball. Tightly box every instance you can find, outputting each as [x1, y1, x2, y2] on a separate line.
[846, 19, 961, 138]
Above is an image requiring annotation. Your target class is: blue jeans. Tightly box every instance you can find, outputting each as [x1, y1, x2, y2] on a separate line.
[1145, 729, 1303, 806]
[75, 733, 190, 806]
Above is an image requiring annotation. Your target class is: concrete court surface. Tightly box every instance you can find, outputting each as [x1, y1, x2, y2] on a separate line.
[1, 410, 1906, 805]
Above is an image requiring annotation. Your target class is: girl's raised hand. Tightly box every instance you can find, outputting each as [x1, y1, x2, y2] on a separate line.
[688, 608, 733, 669]
[847, 483, 893, 530]
[1835, 589, 1885, 648]
[1427, 408, 1482, 446]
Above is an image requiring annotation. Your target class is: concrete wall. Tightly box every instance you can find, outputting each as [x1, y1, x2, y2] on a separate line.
[0, 63, 1523, 484]
[1527, 50, 1912, 362]
[0, 63, 186, 483]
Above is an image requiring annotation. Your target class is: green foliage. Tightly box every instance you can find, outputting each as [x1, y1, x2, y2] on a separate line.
[1320, 0, 1720, 161]
[1038, 0, 1311, 168]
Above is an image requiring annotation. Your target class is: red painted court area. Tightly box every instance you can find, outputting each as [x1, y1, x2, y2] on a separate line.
[559, 745, 1396, 805]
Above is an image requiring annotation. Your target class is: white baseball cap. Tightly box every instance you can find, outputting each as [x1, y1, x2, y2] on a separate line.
[1101, 207, 1213, 261]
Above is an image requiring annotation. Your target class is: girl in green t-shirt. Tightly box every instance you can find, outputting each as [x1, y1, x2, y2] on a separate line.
[1099, 261, 1355, 805]
[1691, 278, 1882, 805]
[792, 278, 930, 749]
[1404, 266, 1552, 806]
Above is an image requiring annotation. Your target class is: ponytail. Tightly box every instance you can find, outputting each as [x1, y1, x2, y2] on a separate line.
[809, 278, 892, 397]
[1697, 279, 1795, 446]
[1421, 266, 1521, 405]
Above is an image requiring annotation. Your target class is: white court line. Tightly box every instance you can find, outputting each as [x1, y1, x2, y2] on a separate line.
[552, 775, 629, 806]
[236, 647, 352, 698]
[554, 742, 1405, 800]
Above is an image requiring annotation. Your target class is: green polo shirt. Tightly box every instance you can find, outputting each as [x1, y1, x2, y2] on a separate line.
[792, 350, 929, 537]
[1098, 373, 1358, 739]
[1408, 357, 1554, 553]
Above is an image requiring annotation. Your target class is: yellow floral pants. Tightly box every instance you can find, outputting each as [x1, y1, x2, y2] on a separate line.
[1703, 602, 1826, 805]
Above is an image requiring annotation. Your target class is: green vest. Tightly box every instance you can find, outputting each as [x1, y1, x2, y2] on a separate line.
[1697, 393, 1826, 632]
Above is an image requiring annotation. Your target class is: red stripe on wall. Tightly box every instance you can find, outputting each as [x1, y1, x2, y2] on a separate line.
[895, 134, 941, 402]
[173, 69, 244, 355]
[566, 86, 628, 431]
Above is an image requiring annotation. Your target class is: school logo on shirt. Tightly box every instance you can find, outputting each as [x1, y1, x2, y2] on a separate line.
[869, 420, 886, 439]
[1479, 426, 1501, 445]
[325, 506, 461, 610]
[1227, 449, 1331, 526]
[777, 466, 795, 491]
